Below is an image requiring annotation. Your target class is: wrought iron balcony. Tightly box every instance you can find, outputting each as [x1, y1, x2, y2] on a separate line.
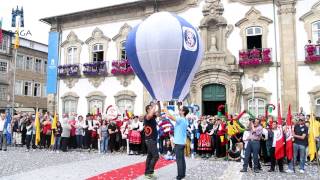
[57, 64, 80, 78]
[238, 48, 272, 68]
[82, 61, 108, 76]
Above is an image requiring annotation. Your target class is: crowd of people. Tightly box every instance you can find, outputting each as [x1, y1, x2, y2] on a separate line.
[0, 105, 319, 175]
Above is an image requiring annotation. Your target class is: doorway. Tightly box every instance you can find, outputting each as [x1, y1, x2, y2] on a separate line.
[202, 84, 226, 116]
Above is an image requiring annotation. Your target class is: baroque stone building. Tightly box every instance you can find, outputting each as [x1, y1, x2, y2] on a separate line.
[41, 0, 320, 117]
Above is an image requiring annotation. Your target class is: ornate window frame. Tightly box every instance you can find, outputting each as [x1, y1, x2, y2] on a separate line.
[114, 90, 136, 114]
[242, 87, 271, 110]
[61, 92, 79, 114]
[61, 31, 83, 64]
[248, 98, 266, 117]
[85, 28, 111, 62]
[112, 23, 132, 60]
[308, 85, 320, 114]
[235, 7, 273, 50]
[86, 91, 106, 114]
[300, 1, 320, 42]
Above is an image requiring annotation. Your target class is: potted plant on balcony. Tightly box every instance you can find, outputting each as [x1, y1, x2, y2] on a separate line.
[111, 59, 134, 76]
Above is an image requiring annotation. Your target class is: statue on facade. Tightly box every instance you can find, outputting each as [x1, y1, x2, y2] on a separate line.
[209, 34, 217, 52]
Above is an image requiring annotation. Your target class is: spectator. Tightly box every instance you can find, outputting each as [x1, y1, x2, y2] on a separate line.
[61, 118, 71, 152]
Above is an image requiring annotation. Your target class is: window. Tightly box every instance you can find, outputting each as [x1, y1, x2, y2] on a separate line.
[120, 41, 127, 59]
[0, 60, 8, 73]
[34, 59, 42, 73]
[92, 44, 104, 62]
[67, 47, 78, 64]
[316, 98, 320, 117]
[33, 82, 41, 97]
[117, 99, 133, 115]
[248, 98, 265, 117]
[0, 85, 7, 100]
[63, 100, 77, 114]
[24, 81, 32, 96]
[312, 21, 320, 44]
[15, 80, 23, 95]
[43, 84, 47, 97]
[246, 26, 262, 49]
[89, 99, 103, 114]
[43, 60, 47, 73]
[16, 55, 25, 69]
[25, 56, 33, 71]
[0, 35, 8, 52]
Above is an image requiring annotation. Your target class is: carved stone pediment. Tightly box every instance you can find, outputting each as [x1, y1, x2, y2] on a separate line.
[63, 78, 79, 88]
[88, 77, 105, 88]
[235, 7, 273, 49]
[243, 65, 272, 81]
[61, 31, 84, 64]
[85, 28, 111, 62]
[300, 1, 320, 41]
[115, 75, 135, 87]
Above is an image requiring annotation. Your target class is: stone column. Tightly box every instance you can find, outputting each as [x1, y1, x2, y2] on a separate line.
[276, 0, 299, 113]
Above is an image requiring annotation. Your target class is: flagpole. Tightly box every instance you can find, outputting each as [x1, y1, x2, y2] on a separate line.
[12, 48, 17, 118]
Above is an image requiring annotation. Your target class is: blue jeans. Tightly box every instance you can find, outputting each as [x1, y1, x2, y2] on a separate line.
[175, 144, 186, 179]
[100, 136, 109, 153]
[243, 140, 260, 170]
[76, 135, 83, 148]
[294, 143, 306, 170]
[54, 136, 61, 150]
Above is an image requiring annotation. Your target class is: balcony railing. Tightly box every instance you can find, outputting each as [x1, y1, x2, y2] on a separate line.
[305, 44, 320, 63]
[83, 61, 108, 76]
[58, 64, 81, 78]
[239, 48, 272, 68]
[111, 59, 134, 75]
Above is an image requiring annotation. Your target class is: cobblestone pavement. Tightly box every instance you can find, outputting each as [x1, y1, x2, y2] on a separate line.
[0, 147, 319, 180]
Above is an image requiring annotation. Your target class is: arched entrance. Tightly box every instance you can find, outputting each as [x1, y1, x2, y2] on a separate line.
[202, 84, 226, 115]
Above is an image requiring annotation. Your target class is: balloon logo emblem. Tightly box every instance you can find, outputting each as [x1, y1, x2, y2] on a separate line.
[183, 27, 197, 51]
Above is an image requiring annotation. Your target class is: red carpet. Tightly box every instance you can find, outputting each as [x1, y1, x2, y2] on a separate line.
[87, 157, 175, 180]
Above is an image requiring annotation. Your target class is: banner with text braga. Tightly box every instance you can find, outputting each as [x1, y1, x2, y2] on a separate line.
[47, 31, 60, 94]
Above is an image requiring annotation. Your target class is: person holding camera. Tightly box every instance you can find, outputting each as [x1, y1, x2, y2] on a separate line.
[240, 118, 263, 173]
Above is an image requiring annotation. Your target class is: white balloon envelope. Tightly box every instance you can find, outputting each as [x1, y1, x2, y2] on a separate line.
[126, 12, 204, 101]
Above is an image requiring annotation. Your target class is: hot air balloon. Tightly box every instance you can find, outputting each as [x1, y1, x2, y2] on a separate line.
[126, 12, 204, 101]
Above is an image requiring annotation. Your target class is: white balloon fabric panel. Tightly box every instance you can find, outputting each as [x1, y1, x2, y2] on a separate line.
[126, 12, 203, 101]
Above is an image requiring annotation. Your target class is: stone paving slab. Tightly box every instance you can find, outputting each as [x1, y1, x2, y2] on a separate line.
[0, 147, 319, 180]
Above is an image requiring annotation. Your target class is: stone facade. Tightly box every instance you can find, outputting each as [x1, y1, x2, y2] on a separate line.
[41, 0, 320, 116]
[14, 38, 48, 112]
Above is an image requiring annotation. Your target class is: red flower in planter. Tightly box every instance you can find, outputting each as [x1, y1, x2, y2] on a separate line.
[306, 45, 315, 56]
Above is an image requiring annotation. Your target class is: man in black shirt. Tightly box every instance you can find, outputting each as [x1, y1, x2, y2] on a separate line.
[293, 118, 308, 173]
[144, 104, 159, 179]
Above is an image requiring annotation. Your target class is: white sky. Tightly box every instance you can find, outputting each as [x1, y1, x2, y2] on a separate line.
[0, 0, 138, 44]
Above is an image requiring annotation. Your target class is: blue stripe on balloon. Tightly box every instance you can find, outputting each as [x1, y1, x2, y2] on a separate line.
[126, 24, 156, 99]
[171, 14, 200, 100]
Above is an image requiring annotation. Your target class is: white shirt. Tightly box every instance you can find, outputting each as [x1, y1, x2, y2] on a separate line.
[242, 130, 250, 148]
[0, 118, 5, 132]
[262, 128, 268, 140]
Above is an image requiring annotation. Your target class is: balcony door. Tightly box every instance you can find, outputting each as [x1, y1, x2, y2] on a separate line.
[246, 26, 262, 50]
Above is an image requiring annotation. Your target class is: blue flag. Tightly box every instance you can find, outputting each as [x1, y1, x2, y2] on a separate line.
[4, 109, 12, 144]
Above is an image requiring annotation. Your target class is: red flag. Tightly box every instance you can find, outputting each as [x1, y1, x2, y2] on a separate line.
[285, 105, 293, 160]
[275, 103, 285, 160]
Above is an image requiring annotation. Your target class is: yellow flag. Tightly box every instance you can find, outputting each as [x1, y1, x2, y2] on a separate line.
[35, 112, 41, 145]
[51, 112, 58, 145]
[308, 113, 317, 161]
[14, 27, 19, 49]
